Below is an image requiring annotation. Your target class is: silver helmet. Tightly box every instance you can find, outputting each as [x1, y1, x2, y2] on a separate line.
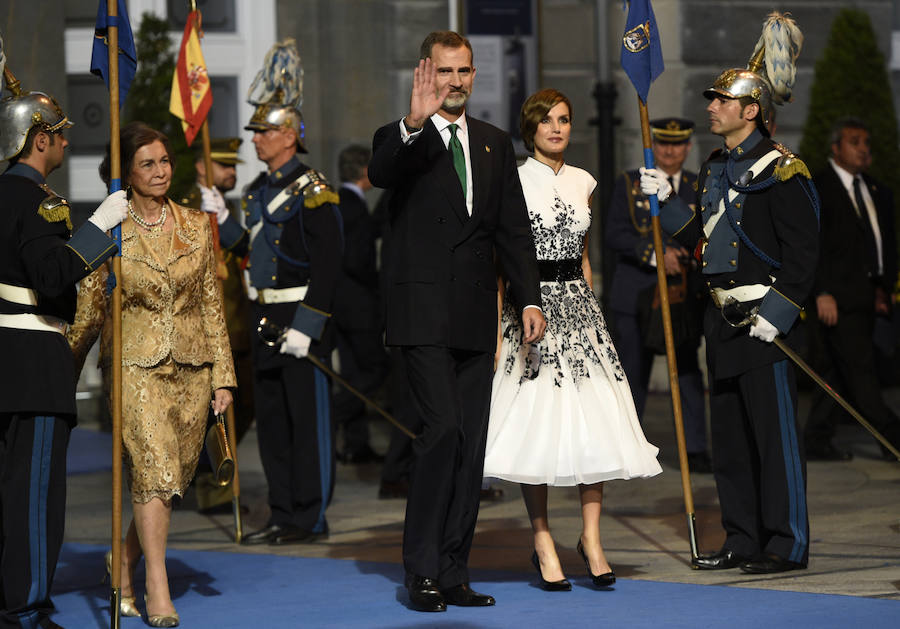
[245, 39, 308, 154]
[244, 100, 308, 154]
[703, 12, 803, 137]
[0, 91, 73, 161]
[703, 68, 774, 132]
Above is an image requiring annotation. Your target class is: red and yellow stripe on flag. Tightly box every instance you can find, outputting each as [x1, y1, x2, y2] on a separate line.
[169, 10, 211, 146]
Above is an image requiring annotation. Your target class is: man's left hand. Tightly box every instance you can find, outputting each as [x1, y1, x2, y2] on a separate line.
[749, 314, 778, 343]
[522, 307, 547, 343]
[279, 328, 311, 358]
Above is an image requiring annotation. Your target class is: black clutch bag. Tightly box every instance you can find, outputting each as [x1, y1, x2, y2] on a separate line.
[205, 413, 234, 487]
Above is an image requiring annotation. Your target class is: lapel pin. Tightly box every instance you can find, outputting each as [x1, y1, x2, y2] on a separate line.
[485, 145, 491, 152]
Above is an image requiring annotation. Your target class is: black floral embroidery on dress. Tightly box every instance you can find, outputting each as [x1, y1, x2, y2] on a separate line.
[502, 183, 626, 388]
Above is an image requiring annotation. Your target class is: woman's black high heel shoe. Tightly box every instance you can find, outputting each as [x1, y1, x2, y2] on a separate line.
[531, 551, 572, 591]
[576, 539, 616, 587]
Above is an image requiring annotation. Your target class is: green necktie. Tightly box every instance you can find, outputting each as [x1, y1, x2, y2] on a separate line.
[448, 123, 467, 196]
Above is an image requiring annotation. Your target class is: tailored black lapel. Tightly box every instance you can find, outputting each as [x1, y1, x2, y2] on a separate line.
[456, 120, 492, 244]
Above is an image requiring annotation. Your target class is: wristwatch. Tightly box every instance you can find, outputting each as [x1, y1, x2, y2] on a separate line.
[403, 119, 422, 133]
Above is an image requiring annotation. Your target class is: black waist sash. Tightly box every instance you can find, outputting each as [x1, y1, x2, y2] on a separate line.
[538, 258, 582, 282]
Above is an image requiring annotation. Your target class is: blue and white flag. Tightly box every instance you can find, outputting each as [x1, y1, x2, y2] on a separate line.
[620, 0, 664, 103]
[90, 0, 137, 108]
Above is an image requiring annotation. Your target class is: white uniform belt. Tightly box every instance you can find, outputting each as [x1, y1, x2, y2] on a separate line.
[0, 282, 38, 306]
[256, 286, 308, 305]
[710, 284, 769, 308]
[0, 313, 67, 334]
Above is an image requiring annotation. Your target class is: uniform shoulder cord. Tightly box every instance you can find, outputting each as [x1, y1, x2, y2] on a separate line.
[623, 171, 651, 236]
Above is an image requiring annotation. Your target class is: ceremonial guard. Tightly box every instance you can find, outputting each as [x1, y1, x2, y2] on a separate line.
[209, 40, 343, 545]
[641, 13, 818, 574]
[606, 118, 710, 472]
[0, 85, 127, 626]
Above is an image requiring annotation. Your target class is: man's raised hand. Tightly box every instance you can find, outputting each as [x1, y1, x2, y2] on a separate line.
[406, 57, 450, 129]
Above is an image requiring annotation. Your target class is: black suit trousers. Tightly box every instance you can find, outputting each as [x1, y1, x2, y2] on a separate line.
[401, 345, 493, 587]
[0, 414, 70, 629]
[254, 356, 334, 533]
[710, 360, 809, 565]
[806, 310, 900, 448]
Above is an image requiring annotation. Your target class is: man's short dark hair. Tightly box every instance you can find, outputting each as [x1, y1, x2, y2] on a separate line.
[338, 144, 371, 183]
[829, 117, 869, 147]
[419, 31, 473, 63]
[11, 126, 59, 164]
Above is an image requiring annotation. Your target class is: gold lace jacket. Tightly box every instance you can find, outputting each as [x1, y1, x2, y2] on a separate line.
[67, 201, 236, 390]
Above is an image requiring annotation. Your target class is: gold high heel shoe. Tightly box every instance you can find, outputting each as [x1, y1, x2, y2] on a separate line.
[104, 551, 140, 617]
[144, 594, 180, 628]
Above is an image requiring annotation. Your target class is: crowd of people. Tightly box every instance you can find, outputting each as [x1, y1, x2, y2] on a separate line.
[2, 16, 900, 627]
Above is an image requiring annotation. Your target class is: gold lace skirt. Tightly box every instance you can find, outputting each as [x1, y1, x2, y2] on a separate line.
[104, 357, 211, 503]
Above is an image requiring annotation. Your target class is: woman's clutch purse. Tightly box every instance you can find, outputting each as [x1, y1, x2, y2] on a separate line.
[205, 413, 235, 487]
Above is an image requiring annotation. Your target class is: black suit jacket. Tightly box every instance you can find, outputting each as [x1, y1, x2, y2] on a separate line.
[369, 116, 540, 353]
[813, 165, 897, 313]
[333, 186, 380, 331]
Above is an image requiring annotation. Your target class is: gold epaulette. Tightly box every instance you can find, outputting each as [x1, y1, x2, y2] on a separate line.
[37, 185, 73, 230]
[302, 170, 339, 208]
[773, 143, 811, 181]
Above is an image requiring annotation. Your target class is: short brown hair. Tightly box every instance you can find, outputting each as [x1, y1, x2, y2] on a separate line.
[99, 121, 175, 186]
[12, 126, 60, 164]
[419, 31, 473, 63]
[519, 89, 573, 152]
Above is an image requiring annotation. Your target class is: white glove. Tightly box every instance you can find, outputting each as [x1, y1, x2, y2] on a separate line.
[639, 167, 672, 202]
[200, 185, 229, 225]
[87, 190, 129, 232]
[279, 328, 311, 358]
[749, 314, 779, 343]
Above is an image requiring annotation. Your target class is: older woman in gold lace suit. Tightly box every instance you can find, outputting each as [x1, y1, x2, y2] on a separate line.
[68, 122, 235, 627]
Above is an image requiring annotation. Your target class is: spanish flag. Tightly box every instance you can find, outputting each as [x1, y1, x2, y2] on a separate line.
[169, 10, 211, 146]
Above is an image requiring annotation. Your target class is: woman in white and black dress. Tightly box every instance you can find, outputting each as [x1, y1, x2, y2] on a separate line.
[484, 89, 661, 591]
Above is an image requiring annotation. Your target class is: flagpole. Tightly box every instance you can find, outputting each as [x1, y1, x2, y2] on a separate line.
[637, 97, 699, 561]
[105, 2, 124, 625]
[190, 0, 243, 543]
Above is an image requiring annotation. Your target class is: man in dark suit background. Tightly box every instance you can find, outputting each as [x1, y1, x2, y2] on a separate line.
[369, 30, 545, 612]
[606, 118, 710, 472]
[332, 144, 389, 464]
[805, 117, 900, 460]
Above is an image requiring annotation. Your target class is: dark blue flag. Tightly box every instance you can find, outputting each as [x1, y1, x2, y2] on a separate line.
[620, 0, 664, 103]
[90, 0, 137, 108]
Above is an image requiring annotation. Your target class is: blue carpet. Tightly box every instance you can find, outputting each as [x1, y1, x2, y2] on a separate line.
[67, 429, 112, 475]
[50, 543, 897, 628]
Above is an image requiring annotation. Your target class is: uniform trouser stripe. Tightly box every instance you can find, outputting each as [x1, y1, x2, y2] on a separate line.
[313, 367, 332, 533]
[773, 361, 808, 562]
[25, 417, 54, 625]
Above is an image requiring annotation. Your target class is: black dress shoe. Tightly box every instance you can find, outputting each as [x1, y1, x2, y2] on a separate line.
[270, 525, 327, 545]
[242, 523, 285, 545]
[687, 451, 713, 473]
[531, 551, 571, 591]
[576, 539, 616, 586]
[337, 445, 385, 465]
[441, 583, 495, 606]
[691, 548, 747, 570]
[378, 479, 409, 499]
[739, 552, 806, 574]
[405, 575, 446, 612]
[806, 442, 853, 461]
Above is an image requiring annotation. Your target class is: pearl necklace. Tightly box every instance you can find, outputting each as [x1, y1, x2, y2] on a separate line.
[128, 199, 167, 231]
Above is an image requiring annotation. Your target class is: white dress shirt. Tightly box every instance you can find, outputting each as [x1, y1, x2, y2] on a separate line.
[829, 158, 883, 275]
[399, 113, 473, 215]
